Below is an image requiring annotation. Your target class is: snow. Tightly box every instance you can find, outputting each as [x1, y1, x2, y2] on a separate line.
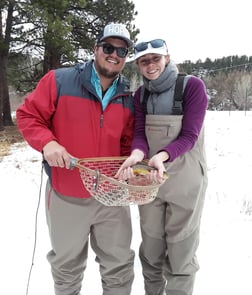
[1, 111, 252, 295]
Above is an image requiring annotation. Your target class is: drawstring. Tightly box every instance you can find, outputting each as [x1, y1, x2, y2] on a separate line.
[25, 161, 44, 295]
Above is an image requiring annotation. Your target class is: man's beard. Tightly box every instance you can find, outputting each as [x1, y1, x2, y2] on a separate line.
[95, 61, 119, 79]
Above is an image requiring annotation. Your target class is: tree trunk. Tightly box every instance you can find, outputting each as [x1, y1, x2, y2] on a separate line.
[3, 77, 14, 126]
[0, 56, 6, 130]
[0, 55, 13, 126]
[0, 1, 14, 128]
[43, 46, 61, 74]
[0, 70, 4, 131]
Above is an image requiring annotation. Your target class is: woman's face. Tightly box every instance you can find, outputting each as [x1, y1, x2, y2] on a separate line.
[136, 54, 170, 80]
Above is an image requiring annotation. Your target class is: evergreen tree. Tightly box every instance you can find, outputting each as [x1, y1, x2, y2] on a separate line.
[0, 0, 138, 128]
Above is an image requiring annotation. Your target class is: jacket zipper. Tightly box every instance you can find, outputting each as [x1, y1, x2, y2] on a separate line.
[99, 93, 132, 128]
[100, 113, 104, 127]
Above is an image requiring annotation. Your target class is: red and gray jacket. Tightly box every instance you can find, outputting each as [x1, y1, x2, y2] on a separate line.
[16, 61, 135, 198]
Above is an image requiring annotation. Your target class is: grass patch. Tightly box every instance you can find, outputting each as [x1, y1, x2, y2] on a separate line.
[0, 125, 24, 160]
[0, 142, 11, 158]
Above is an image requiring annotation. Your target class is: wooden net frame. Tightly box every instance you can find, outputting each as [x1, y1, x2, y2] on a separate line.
[71, 157, 168, 206]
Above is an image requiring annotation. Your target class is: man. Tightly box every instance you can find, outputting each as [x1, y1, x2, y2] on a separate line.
[16, 23, 135, 295]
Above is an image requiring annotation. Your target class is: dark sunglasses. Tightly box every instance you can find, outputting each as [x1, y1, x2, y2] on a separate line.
[97, 42, 128, 58]
[134, 39, 166, 52]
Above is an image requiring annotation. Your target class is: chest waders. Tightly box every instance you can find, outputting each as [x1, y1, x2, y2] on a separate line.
[138, 74, 208, 295]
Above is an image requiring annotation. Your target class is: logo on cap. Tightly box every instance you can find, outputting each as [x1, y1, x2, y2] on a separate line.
[99, 23, 132, 47]
[107, 24, 126, 36]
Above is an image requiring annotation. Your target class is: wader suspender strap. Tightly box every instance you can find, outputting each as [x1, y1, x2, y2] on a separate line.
[142, 85, 149, 114]
[172, 73, 186, 115]
[142, 73, 186, 115]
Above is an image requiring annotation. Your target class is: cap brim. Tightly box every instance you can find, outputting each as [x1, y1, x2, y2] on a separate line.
[134, 47, 168, 60]
[100, 35, 133, 48]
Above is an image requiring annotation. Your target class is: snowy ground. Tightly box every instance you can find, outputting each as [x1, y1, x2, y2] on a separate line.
[1, 111, 252, 295]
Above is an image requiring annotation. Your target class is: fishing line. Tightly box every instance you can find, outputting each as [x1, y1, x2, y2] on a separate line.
[25, 161, 44, 295]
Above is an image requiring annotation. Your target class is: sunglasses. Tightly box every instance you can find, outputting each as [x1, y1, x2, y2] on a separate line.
[97, 42, 128, 58]
[134, 39, 166, 52]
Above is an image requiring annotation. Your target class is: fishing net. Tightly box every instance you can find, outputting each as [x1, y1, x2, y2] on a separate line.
[71, 157, 168, 206]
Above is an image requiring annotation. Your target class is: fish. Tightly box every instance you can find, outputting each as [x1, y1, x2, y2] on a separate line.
[132, 163, 169, 179]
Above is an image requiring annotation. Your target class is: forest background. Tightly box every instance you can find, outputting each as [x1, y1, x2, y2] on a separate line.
[1, 0, 252, 132]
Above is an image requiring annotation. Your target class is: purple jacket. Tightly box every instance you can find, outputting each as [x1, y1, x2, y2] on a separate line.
[132, 75, 208, 162]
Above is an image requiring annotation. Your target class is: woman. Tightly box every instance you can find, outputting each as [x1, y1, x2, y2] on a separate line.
[116, 38, 208, 295]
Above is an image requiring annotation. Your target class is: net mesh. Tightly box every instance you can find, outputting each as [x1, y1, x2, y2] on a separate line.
[75, 157, 164, 206]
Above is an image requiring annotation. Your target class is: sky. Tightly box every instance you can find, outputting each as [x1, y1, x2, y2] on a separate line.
[1, 110, 252, 294]
[132, 0, 251, 63]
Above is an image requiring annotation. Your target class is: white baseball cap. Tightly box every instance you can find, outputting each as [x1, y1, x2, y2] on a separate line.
[134, 39, 168, 60]
[97, 23, 133, 48]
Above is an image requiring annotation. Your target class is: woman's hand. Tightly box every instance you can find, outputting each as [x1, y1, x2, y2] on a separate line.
[147, 151, 169, 183]
[115, 149, 144, 180]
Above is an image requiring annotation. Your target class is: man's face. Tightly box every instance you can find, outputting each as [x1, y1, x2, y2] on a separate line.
[94, 37, 128, 79]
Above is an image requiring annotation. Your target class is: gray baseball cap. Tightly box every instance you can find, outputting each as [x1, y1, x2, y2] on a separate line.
[97, 23, 133, 48]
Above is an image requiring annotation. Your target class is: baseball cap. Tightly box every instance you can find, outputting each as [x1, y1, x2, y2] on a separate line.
[134, 39, 168, 60]
[97, 23, 133, 48]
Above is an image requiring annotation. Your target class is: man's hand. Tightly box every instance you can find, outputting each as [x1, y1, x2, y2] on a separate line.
[42, 140, 72, 169]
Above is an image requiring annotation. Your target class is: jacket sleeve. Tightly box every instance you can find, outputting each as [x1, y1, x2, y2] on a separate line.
[16, 70, 58, 152]
[131, 87, 149, 158]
